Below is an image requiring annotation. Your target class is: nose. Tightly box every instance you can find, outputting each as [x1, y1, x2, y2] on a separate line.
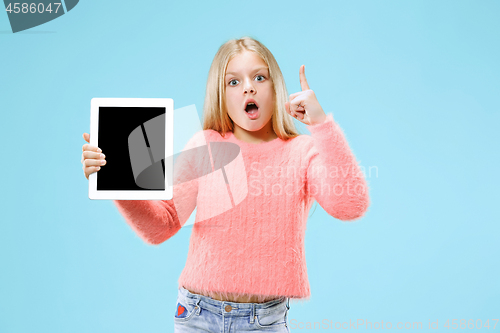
[243, 79, 256, 94]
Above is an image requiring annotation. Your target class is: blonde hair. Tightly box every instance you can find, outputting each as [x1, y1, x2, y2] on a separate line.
[202, 37, 299, 140]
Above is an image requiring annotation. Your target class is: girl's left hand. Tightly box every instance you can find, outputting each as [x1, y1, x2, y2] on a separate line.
[285, 65, 327, 126]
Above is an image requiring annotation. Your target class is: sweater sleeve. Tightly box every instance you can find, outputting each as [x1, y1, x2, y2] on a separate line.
[305, 114, 370, 221]
[113, 132, 204, 244]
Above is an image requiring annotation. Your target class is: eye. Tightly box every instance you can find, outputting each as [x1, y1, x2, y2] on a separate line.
[228, 79, 239, 86]
[255, 75, 266, 82]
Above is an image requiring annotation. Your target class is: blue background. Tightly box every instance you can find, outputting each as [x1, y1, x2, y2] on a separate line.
[1, 0, 499, 332]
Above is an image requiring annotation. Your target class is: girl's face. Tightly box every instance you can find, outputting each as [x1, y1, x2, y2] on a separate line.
[224, 50, 275, 135]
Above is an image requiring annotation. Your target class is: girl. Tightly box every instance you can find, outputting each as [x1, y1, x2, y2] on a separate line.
[81, 37, 370, 332]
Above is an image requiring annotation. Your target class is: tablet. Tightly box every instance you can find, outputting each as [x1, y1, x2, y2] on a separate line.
[89, 98, 173, 200]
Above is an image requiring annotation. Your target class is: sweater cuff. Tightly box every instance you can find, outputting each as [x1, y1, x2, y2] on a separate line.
[307, 113, 335, 135]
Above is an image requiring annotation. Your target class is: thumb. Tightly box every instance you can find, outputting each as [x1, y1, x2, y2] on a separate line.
[83, 133, 90, 143]
[285, 102, 292, 116]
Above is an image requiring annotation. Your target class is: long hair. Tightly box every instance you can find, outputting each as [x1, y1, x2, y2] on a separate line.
[202, 37, 299, 139]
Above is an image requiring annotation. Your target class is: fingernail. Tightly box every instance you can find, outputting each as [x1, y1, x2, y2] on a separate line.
[96, 166, 101, 171]
[97, 148, 102, 153]
[100, 154, 105, 159]
[101, 160, 106, 165]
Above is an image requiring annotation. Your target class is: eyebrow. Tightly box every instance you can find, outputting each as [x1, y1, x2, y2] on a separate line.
[225, 67, 269, 76]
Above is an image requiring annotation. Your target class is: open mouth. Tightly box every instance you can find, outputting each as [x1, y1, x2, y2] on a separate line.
[245, 102, 259, 115]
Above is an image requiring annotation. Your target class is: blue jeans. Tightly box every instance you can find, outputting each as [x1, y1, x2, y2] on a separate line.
[174, 286, 291, 332]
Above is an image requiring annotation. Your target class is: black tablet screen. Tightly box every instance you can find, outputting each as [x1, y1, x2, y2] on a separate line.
[97, 107, 166, 191]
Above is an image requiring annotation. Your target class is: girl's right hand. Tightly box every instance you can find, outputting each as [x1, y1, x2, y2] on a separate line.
[81, 133, 106, 180]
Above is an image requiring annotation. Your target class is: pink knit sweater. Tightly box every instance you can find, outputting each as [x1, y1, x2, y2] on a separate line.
[114, 114, 370, 302]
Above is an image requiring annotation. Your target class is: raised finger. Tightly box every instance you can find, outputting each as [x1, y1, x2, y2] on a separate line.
[82, 144, 102, 153]
[299, 65, 310, 91]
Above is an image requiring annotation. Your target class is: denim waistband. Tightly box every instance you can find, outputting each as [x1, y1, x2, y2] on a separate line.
[178, 286, 290, 316]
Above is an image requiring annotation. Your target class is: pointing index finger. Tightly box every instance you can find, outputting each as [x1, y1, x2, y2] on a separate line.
[300, 64, 310, 91]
